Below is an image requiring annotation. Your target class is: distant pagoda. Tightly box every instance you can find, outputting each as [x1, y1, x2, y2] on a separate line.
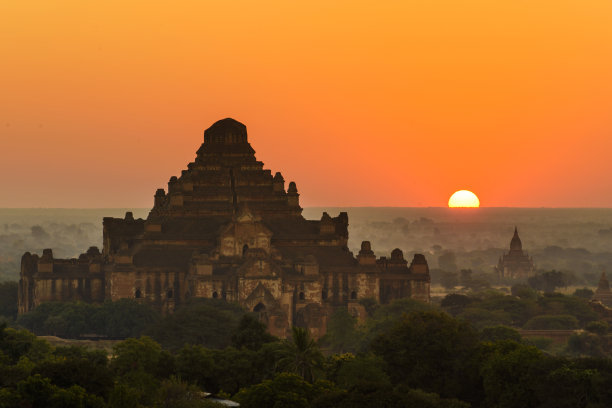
[593, 272, 612, 307]
[496, 227, 535, 279]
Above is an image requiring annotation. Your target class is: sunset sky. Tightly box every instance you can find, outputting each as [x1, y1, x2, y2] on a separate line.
[1, 1, 611, 208]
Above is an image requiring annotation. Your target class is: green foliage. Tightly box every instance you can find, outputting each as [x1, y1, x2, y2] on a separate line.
[319, 309, 358, 354]
[523, 315, 579, 330]
[586, 320, 609, 335]
[234, 373, 334, 408]
[231, 314, 277, 351]
[536, 293, 599, 326]
[526, 336, 554, 351]
[324, 353, 390, 389]
[17, 299, 160, 338]
[0, 374, 105, 408]
[6, 302, 612, 407]
[146, 298, 246, 351]
[438, 270, 459, 289]
[480, 341, 545, 408]
[157, 376, 226, 408]
[511, 283, 539, 300]
[394, 386, 470, 408]
[0, 281, 18, 321]
[33, 346, 113, 398]
[480, 326, 523, 343]
[176, 344, 216, 390]
[441, 290, 597, 332]
[356, 298, 436, 350]
[370, 310, 481, 402]
[459, 307, 512, 329]
[0, 325, 51, 365]
[573, 287, 595, 299]
[176, 342, 280, 395]
[111, 336, 164, 375]
[567, 333, 608, 357]
[108, 383, 141, 408]
[528, 270, 567, 293]
[277, 327, 324, 383]
[358, 297, 379, 317]
[441, 294, 473, 315]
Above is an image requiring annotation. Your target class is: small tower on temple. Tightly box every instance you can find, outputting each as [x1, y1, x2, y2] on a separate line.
[593, 272, 612, 307]
[496, 227, 535, 279]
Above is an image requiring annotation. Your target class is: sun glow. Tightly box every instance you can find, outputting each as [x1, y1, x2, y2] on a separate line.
[448, 190, 480, 208]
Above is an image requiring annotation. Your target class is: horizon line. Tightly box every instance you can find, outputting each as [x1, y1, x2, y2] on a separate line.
[2, 206, 612, 210]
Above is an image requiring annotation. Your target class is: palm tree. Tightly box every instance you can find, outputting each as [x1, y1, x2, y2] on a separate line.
[277, 326, 324, 382]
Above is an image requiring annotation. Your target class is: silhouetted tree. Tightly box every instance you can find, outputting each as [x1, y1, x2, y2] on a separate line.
[231, 314, 277, 351]
[277, 327, 324, 382]
[528, 270, 566, 293]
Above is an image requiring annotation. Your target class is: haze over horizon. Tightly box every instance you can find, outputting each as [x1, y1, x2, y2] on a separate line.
[1, 1, 611, 208]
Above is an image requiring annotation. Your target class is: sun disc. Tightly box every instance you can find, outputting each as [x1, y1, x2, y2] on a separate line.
[448, 190, 480, 208]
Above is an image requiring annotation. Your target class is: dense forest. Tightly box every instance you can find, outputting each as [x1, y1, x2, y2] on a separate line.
[2, 284, 612, 407]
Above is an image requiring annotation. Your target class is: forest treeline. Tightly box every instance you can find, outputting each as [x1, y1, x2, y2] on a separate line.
[3, 302, 612, 408]
[4, 276, 612, 356]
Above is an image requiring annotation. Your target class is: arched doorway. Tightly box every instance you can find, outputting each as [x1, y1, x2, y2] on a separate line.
[253, 302, 268, 325]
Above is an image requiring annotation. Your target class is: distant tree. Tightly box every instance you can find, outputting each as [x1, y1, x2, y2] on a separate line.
[528, 270, 566, 293]
[440, 294, 473, 315]
[567, 332, 607, 357]
[33, 346, 113, 399]
[523, 315, 579, 330]
[175, 345, 215, 390]
[537, 293, 599, 326]
[1, 374, 105, 408]
[234, 373, 318, 408]
[110, 336, 168, 406]
[358, 298, 378, 318]
[207, 345, 278, 395]
[0, 281, 18, 320]
[111, 336, 164, 376]
[320, 309, 358, 354]
[325, 353, 390, 390]
[156, 376, 224, 408]
[511, 283, 539, 300]
[439, 271, 459, 289]
[479, 341, 544, 408]
[370, 311, 481, 402]
[585, 320, 608, 335]
[231, 314, 277, 351]
[438, 251, 457, 272]
[459, 308, 513, 330]
[146, 298, 246, 350]
[480, 326, 522, 343]
[573, 288, 595, 299]
[277, 327, 324, 383]
[30, 225, 50, 241]
[17, 299, 159, 339]
[0, 325, 52, 365]
[459, 269, 473, 286]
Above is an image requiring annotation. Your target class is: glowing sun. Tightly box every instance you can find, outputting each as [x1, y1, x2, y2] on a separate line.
[448, 190, 480, 208]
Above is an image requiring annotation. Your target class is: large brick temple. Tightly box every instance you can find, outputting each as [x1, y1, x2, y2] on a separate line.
[19, 118, 430, 337]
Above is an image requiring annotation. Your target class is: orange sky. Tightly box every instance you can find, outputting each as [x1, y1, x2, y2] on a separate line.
[1, 1, 611, 208]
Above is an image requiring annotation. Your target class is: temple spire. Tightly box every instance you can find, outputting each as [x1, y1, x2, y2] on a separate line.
[510, 226, 522, 251]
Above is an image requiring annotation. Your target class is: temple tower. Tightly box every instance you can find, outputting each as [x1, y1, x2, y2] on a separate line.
[496, 227, 535, 279]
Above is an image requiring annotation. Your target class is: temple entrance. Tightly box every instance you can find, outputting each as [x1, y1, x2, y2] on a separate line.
[253, 302, 268, 325]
